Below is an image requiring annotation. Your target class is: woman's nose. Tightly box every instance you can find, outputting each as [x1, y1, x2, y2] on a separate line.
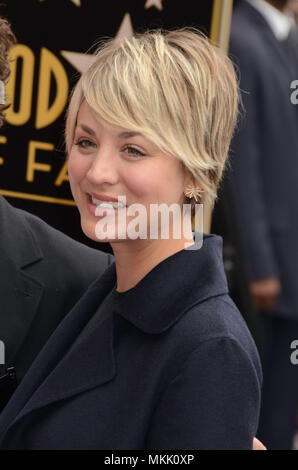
[86, 149, 119, 186]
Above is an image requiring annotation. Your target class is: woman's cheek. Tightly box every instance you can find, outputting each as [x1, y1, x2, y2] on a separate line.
[123, 165, 156, 201]
[68, 152, 88, 184]
[67, 163, 78, 201]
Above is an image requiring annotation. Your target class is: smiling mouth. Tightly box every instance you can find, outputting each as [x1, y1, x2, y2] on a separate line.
[87, 193, 127, 209]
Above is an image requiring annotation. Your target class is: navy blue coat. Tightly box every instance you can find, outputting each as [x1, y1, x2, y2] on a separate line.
[0, 233, 262, 449]
[229, 0, 298, 318]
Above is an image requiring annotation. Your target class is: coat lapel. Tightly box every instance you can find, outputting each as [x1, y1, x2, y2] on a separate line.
[260, 26, 296, 76]
[0, 262, 117, 438]
[11, 313, 116, 427]
[2, 268, 44, 365]
[0, 197, 44, 364]
[243, 0, 296, 76]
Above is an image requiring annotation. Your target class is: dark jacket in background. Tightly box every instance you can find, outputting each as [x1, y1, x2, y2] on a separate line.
[0, 195, 112, 383]
[0, 234, 262, 449]
[228, 0, 298, 319]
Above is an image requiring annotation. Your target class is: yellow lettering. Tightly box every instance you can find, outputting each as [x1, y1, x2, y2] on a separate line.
[35, 48, 69, 129]
[0, 135, 7, 165]
[26, 140, 53, 182]
[6, 45, 35, 126]
[55, 158, 69, 186]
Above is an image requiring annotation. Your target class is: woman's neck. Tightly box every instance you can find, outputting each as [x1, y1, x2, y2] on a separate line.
[110, 234, 194, 293]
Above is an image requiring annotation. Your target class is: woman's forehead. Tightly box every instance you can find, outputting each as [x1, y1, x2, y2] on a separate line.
[76, 101, 133, 133]
[76, 101, 154, 143]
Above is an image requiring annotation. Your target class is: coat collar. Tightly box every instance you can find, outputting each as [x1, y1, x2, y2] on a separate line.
[112, 233, 229, 334]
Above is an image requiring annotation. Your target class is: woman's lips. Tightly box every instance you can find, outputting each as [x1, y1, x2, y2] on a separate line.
[88, 192, 120, 203]
[85, 194, 126, 217]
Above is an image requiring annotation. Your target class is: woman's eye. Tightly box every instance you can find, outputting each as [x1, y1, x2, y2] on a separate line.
[123, 146, 145, 158]
[74, 139, 96, 149]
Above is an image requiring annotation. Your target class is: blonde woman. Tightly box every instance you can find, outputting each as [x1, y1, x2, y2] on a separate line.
[0, 28, 262, 450]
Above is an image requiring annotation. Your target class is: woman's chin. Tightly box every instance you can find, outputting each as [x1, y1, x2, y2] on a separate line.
[80, 220, 124, 243]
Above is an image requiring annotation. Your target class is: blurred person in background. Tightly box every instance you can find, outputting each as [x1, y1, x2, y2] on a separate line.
[284, 0, 298, 66]
[229, 0, 298, 449]
[0, 17, 111, 411]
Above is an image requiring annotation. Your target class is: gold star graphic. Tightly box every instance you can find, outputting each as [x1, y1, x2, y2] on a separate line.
[61, 13, 134, 74]
[144, 0, 163, 11]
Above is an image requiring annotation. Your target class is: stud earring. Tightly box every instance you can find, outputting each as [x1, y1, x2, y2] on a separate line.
[184, 185, 204, 202]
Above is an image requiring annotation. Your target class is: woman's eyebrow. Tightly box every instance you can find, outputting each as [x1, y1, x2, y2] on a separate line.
[76, 126, 141, 140]
[76, 124, 96, 136]
[118, 131, 142, 139]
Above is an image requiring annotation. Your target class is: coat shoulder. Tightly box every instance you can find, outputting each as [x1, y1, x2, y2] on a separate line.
[182, 294, 255, 344]
[167, 294, 262, 383]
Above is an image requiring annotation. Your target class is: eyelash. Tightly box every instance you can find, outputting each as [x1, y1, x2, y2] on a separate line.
[74, 139, 96, 149]
[74, 139, 145, 158]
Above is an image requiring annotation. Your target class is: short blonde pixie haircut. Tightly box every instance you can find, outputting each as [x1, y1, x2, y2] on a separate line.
[66, 27, 239, 208]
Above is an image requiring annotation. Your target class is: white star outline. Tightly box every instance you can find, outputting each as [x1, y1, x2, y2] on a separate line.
[61, 12, 134, 73]
[61, 0, 164, 74]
